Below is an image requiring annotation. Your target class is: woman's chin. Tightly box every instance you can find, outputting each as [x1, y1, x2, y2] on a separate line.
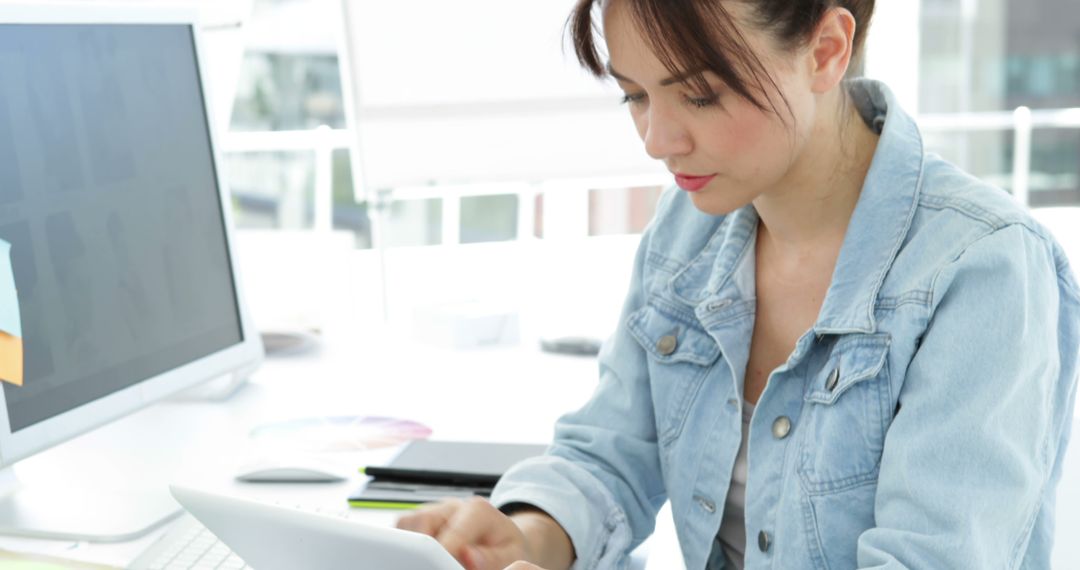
[686, 188, 749, 217]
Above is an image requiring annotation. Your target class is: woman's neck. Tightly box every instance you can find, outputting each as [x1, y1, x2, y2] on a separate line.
[752, 88, 880, 267]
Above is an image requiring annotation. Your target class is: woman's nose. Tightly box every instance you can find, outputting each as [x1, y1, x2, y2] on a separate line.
[641, 105, 692, 160]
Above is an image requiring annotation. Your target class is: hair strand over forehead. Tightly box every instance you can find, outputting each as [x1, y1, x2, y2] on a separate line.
[567, 0, 875, 114]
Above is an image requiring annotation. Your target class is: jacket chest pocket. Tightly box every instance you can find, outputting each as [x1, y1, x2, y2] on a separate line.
[798, 333, 893, 493]
[626, 300, 722, 447]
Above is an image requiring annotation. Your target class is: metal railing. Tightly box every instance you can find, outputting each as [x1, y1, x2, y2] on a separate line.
[918, 108, 1080, 207]
[221, 106, 1080, 243]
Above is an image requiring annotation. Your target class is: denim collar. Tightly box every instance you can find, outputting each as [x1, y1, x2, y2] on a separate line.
[670, 79, 924, 334]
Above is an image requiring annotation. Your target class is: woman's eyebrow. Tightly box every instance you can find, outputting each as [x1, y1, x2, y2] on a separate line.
[606, 63, 701, 87]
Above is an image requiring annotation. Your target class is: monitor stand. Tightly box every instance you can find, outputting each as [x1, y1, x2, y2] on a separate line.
[0, 466, 181, 542]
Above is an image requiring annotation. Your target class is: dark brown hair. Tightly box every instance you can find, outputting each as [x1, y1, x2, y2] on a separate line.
[568, 0, 875, 115]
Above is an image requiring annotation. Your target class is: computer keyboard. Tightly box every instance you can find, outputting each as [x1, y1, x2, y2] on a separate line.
[129, 514, 251, 570]
[130, 503, 370, 569]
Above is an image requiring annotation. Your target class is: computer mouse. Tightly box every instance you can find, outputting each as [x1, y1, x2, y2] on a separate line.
[539, 335, 603, 356]
[235, 458, 349, 483]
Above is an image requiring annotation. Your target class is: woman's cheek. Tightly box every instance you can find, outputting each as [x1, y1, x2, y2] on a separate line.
[708, 114, 772, 169]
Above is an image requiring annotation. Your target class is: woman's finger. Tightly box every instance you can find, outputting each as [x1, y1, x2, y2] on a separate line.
[395, 498, 463, 536]
[435, 497, 502, 559]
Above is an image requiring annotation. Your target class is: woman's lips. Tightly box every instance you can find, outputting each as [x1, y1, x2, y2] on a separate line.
[674, 173, 717, 192]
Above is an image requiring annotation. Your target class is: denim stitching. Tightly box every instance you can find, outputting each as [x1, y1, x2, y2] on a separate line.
[1008, 477, 1048, 570]
[873, 290, 932, 310]
[802, 493, 830, 570]
[660, 362, 713, 446]
[645, 250, 684, 274]
[918, 192, 1007, 229]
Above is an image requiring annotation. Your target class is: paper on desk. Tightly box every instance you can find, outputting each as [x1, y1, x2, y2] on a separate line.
[0, 238, 22, 386]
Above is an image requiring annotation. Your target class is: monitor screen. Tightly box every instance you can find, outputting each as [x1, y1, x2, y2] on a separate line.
[0, 24, 243, 432]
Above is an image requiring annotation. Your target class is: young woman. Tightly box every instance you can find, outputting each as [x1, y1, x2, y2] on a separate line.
[398, 1, 1080, 568]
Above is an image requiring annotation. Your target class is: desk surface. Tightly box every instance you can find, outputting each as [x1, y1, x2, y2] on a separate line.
[0, 325, 641, 568]
[0, 550, 114, 569]
[2, 320, 1079, 568]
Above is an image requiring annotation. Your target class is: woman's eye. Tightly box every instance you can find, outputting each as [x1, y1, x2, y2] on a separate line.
[620, 92, 647, 106]
[685, 94, 719, 109]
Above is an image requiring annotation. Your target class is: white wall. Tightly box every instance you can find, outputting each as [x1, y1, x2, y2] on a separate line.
[863, 0, 921, 113]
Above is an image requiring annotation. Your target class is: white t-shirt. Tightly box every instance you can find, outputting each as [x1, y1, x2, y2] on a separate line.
[714, 400, 755, 569]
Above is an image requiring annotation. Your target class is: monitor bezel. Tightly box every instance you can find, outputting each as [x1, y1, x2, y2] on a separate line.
[0, 2, 264, 466]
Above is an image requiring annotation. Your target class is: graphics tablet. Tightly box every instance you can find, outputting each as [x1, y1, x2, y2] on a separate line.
[170, 484, 464, 570]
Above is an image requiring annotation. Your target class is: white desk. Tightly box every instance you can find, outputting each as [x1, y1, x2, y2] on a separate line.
[0, 324, 663, 568]
[0, 318, 1077, 568]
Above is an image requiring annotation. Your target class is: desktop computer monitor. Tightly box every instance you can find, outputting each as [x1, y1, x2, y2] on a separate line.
[0, 3, 264, 541]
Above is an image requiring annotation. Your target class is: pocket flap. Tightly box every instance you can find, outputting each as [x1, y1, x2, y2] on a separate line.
[626, 300, 720, 366]
[806, 333, 890, 405]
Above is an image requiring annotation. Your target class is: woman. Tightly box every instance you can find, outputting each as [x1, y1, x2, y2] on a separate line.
[398, 0, 1080, 568]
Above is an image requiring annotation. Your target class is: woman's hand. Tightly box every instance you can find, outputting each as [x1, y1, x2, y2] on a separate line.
[503, 563, 548, 570]
[396, 497, 532, 570]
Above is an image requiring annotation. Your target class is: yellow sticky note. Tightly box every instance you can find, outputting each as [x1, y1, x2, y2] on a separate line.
[0, 330, 22, 386]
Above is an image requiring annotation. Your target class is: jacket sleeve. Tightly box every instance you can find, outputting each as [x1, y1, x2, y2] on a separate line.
[490, 203, 671, 570]
[857, 223, 1080, 569]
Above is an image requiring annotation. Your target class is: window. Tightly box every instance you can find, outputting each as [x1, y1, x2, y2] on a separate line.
[918, 0, 1080, 205]
[588, 186, 664, 237]
[230, 52, 345, 132]
[224, 0, 372, 245]
[460, 195, 519, 244]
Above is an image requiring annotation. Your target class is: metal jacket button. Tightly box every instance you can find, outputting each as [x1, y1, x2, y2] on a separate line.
[772, 416, 791, 439]
[656, 335, 678, 356]
[826, 368, 841, 391]
[758, 530, 771, 552]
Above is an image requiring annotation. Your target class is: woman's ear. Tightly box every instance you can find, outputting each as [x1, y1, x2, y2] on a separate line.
[808, 7, 857, 94]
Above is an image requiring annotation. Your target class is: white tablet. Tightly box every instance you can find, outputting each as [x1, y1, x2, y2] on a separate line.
[170, 485, 465, 570]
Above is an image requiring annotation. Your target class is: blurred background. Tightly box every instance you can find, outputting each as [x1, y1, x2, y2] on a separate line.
[208, 5, 1080, 561]
[0, 3, 1069, 569]
[191, 0, 1080, 345]
[189, 0, 1079, 564]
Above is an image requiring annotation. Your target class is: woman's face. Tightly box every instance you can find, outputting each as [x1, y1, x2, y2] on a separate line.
[603, 1, 819, 216]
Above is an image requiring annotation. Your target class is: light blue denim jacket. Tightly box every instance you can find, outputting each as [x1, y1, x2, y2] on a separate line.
[490, 80, 1080, 570]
